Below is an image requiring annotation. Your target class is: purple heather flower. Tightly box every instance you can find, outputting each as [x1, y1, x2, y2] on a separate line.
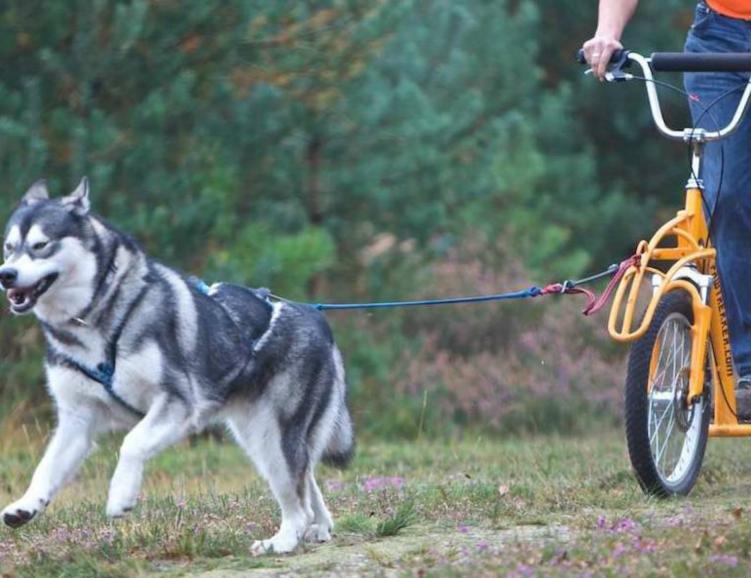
[596, 515, 640, 534]
[515, 563, 534, 577]
[361, 476, 405, 492]
[709, 554, 738, 567]
[325, 479, 345, 493]
[665, 515, 684, 528]
[614, 517, 638, 533]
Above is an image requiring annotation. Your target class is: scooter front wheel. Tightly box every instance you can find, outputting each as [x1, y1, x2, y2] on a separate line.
[624, 290, 711, 497]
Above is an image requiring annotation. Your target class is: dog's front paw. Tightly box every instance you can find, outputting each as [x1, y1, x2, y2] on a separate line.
[305, 523, 332, 543]
[2, 497, 45, 528]
[250, 534, 300, 556]
[106, 501, 135, 519]
[106, 494, 137, 518]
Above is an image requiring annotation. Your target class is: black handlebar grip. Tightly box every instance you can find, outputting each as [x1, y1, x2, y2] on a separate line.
[651, 52, 751, 72]
[576, 48, 627, 65]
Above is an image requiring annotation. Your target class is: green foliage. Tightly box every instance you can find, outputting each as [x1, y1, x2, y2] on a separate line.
[336, 512, 375, 534]
[207, 224, 336, 298]
[0, 0, 695, 434]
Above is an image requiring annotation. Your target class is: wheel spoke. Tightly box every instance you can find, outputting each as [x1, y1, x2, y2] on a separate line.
[646, 312, 703, 485]
[650, 399, 673, 448]
[657, 410, 677, 468]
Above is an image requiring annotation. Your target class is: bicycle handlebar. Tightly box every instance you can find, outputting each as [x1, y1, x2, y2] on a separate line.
[577, 48, 751, 72]
[577, 49, 751, 142]
[651, 52, 751, 72]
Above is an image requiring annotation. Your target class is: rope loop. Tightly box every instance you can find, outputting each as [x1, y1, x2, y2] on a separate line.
[581, 254, 641, 316]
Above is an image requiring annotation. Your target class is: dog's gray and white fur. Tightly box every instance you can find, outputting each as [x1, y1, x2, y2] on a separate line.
[0, 179, 354, 554]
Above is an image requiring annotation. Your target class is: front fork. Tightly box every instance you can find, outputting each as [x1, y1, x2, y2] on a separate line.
[652, 268, 713, 405]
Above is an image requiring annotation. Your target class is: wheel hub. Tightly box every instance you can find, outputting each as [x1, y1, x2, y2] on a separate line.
[674, 367, 695, 433]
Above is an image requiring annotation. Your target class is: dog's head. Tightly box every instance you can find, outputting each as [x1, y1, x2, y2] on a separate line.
[0, 178, 96, 315]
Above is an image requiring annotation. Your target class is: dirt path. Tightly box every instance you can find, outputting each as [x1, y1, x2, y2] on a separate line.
[190, 523, 570, 577]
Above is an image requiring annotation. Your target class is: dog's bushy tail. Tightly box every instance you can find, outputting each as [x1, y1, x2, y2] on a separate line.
[322, 405, 355, 469]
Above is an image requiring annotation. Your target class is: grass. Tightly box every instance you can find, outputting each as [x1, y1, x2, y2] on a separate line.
[375, 499, 416, 537]
[1, 428, 751, 576]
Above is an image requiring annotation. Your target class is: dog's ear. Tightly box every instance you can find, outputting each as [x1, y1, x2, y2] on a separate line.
[21, 180, 49, 206]
[61, 177, 90, 215]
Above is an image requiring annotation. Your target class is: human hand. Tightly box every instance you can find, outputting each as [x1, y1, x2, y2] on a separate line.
[582, 35, 623, 80]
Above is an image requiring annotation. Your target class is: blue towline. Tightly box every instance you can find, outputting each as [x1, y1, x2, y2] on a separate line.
[269, 263, 621, 312]
[305, 286, 546, 311]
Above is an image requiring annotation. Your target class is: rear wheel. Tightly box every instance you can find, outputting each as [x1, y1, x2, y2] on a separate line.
[625, 290, 711, 497]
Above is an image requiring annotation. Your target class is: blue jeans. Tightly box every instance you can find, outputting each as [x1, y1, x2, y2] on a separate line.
[684, 2, 751, 376]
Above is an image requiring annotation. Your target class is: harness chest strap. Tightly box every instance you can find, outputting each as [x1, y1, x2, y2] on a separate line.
[50, 352, 144, 418]
[48, 284, 150, 418]
[50, 280, 274, 419]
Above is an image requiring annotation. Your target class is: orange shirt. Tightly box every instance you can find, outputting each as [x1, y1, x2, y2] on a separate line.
[708, 0, 751, 19]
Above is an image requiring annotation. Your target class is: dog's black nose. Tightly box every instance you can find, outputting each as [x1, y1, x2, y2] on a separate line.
[0, 268, 18, 288]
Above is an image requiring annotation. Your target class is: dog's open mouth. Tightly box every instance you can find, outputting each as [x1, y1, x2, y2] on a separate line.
[6, 273, 58, 314]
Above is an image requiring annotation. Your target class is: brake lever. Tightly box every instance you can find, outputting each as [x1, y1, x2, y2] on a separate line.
[605, 70, 633, 82]
[583, 69, 633, 82]
[581, 49, 632, 82]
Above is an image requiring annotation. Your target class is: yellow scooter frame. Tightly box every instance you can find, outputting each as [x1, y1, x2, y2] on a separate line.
[608, 185, 750, 436]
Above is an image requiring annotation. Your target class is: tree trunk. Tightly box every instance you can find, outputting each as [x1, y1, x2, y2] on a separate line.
[306, 134, 324, 297]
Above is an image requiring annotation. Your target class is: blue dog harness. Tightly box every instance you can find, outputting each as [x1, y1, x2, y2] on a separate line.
[47, 277, 272, 420]
[52, 354, 144, 417]
[47, 284, 150, 418]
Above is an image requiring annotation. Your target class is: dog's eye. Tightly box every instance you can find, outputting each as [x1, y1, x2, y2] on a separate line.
[31, 241, 48, 251]
[3, 243, 12, 254]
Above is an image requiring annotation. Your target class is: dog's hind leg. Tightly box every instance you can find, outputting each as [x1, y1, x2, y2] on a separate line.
[2, 404, 97, 528]
[106, 394, 192, 518]
[251, 463, 312, 556]
[227, 409, 312, 555]
[305, 471, 333, 543]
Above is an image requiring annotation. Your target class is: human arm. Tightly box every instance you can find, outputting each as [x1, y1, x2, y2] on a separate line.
[582, 0, 639, 80]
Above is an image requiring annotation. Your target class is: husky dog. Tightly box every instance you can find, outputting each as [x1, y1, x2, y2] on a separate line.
[0, 178, 354, 554]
